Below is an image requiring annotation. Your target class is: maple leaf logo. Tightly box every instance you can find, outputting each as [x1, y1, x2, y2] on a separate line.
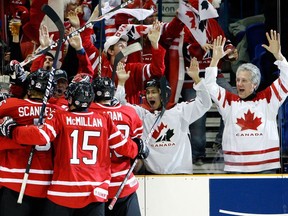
[185, 11, 196, 28]
[152, 122, 167, 139]
[236, 109, 262, 131]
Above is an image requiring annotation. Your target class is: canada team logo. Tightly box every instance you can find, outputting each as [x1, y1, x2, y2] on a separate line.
[152, 122, 174, 142]
[236, 109, 262, 131]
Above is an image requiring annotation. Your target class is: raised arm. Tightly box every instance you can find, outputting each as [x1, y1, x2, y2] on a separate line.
[210, 35, 231, 67]
[148, 20, 161, 49]
[262, 30, 284, 61]
[186, 57, 201, 84]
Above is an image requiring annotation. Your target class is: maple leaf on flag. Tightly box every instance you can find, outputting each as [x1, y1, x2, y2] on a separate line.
[201, 0, 209, 10]
[186, 11, 196, 28]
[236, 109, 262, 131]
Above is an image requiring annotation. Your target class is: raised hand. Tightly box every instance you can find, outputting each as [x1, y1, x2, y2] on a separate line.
[39, 24, 54, 49]
[66, 10, 80, 29]
[116, 62, 130, 86]
[148, 20, 162, 49]
[210, 35, 230, 67]
[67, 27, 83, 51]
[186, 57, 201, 84]
[262, 30, 283, 61]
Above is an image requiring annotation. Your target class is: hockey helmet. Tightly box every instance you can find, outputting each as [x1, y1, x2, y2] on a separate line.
[26, 69, 53, 93]
[65, 81, 95, 111]
[145, 77, 171, 105]
[92, 77, 115, 102]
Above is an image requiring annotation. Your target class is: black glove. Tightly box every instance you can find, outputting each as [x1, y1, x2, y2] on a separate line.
[0, 92, 11, 102]
[110, 97, 120, 106]
[0, 116, 17, 138]
[133, 138, 149, 159]
[9, 60, 27, 85]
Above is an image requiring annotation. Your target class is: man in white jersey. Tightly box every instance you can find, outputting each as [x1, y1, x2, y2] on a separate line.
[204, 30, 287, 173]
[115, 61, 212, 174]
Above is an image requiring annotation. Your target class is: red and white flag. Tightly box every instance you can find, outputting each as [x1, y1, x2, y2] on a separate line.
[178, 0, 206, 46]
[198, 0, 218, 21]
[115, 24, 152, 40]
[178, 0, 218, 46]
[102, 2, 154, 21]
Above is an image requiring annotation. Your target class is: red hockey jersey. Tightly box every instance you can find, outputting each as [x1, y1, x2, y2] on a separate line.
[12, 109, 139, 208]
[0, 98, 58, 198]
[89, 102, 143, 199]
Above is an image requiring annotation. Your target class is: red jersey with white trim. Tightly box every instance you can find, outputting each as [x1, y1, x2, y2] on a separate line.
[205, 59, 288, 172]
[12, 109, 139, 208]
[89, 102, 143, 199]
[0, 98, 58, 198]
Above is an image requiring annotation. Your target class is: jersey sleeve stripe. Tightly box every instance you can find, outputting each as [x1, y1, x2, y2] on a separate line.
[110, 138, 127, 149]
[39, 128, 51, 144]
[108, 130, 122, 140]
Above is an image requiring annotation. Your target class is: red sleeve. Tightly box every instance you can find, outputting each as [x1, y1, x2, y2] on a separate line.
[160, 17, 184, 49]
[0, 137, 25, 150]
[107, 115, 138, 159]
[76, 52, 94, 77]
[146, 45, 166, 79]
[80, 27, 100, 75]
[13, 125, 52, 145]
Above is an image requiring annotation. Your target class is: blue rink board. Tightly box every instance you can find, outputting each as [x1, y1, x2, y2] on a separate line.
[210, 178, 288, 215]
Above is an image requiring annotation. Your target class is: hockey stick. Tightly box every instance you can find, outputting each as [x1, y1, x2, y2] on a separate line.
[111, 42, 142, 82]
[108, 76, 168, 210]
[21, 0, 133, 64]
[17, 4, 65, 204]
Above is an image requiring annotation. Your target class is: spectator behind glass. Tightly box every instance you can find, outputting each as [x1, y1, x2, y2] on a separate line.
[114, 60, 212, 174]
[180, 0, 238, 166]
[205, 31, 287, 173]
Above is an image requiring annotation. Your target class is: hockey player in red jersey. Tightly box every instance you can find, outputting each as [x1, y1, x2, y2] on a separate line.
[90, 77, 144, 216]
[0, 69, 60, 216]
[0, 81, 148, 216]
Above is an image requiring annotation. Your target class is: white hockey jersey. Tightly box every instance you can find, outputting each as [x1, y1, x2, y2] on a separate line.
[205, 59, 288, 173]
[117, 79, 212, 174]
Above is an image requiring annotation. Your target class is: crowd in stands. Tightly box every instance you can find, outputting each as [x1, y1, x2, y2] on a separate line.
[0, 0, 287, 215]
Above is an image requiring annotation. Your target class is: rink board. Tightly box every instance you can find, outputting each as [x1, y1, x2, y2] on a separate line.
[136, 175, 288, 216]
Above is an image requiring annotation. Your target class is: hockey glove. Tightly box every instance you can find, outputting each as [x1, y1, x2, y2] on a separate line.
[0, 92, 11, 102]
[133, 137, 150, 159]
[0, 116, 17, 138]
[110, 97, 120, 106]
[9, 60, 27, 85]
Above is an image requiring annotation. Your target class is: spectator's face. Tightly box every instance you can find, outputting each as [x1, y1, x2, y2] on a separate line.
[113, 41, 128, 63]
[236, 70, 257, 99]
[4, 52, 11, 62]
[54, 79, 68, 98]
[65, 0, 81, 17]
[146, 86, 161, 110]
[43, 56, 54, 71]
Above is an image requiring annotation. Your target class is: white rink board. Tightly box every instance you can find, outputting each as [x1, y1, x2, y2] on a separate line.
[137, 175, 210, 216]
[136, 174, 288, 216]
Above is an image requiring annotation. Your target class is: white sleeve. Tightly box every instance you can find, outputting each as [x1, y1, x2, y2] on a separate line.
[204, 66, 226, 107]
[114, 85, 127, 105]
[180, 79, 212, 124]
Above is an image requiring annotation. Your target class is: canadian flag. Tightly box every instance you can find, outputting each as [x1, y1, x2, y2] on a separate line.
[115, 24, 152, 40]
[178, 0, 218, 46]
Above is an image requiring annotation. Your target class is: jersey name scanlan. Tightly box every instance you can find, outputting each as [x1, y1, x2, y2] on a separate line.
[66, 116, 103, 127]
[18, 106, 53, 117]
